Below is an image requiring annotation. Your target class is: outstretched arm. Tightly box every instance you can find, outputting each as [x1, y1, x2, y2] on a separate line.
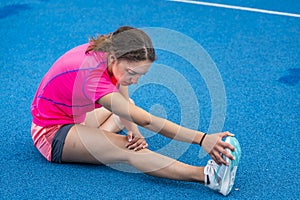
[98, 92, 235, 165]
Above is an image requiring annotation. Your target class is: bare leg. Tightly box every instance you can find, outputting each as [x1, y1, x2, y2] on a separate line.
[62, 125, 205, 182]
[100, 114, 124, 133]
[85, 107, 111, 128]
[85, 108, 122, 133]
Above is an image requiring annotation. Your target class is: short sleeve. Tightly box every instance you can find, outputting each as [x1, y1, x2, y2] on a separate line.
[83, 61, 119, 103]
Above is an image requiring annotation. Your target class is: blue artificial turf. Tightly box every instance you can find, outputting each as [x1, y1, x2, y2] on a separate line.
[0, 0, 299, 199]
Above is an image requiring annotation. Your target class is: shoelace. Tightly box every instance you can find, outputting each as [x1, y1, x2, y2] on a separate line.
[204, 160, 219, 176]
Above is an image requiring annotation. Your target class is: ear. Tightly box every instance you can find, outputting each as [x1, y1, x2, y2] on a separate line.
[108, 54, 116, 66]
[110, 55, 115, 60]
[109, 51, 117, 60]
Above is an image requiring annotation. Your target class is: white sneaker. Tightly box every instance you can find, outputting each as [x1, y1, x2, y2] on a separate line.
[204, 136, 241, 196]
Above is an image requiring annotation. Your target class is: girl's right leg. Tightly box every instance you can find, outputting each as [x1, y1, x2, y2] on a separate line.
[62, 124, 205, 183]
[85, 107, 124, 133]
[85, 107, 112, 128]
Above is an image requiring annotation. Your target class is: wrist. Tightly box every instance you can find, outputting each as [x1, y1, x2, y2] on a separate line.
[193, 131, 205, 145]
[199, 132, 207, 146]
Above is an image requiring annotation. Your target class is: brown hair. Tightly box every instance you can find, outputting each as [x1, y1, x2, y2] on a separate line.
[86, 26, 156, 62]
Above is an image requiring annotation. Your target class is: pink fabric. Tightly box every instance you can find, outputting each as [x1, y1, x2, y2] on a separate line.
[31, 122, 62, 161]
[30, 44, 119, 159]
[31, 43, 119, 127]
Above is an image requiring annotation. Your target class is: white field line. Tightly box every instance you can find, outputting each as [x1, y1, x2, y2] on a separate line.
[169, 0, 300, 18]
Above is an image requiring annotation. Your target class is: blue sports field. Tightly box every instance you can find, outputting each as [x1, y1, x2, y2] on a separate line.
[0, 0, 299, 199]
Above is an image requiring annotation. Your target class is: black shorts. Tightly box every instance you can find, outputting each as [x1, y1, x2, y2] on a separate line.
[51, 124, 74, 163]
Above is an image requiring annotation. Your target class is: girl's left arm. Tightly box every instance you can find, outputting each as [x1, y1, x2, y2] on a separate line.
[119, 85, 148, 150]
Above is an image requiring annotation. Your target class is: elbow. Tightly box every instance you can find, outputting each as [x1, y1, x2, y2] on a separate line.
[135, 114, 152, 127]
[128, 104, 156, 128]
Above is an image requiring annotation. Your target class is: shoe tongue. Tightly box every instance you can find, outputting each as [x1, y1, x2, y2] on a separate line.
[204, 161, 217, 175]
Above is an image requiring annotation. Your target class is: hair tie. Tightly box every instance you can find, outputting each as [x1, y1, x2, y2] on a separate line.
[199, 133, 207, 146]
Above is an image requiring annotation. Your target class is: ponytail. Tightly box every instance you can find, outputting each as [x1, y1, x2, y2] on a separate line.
[85, 33, 113, 54]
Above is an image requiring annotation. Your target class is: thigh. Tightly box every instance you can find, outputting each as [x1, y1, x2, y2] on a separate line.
[99, 114, 124, 133]
[61, 124, 130, 164]
[62, 125, 182, 174]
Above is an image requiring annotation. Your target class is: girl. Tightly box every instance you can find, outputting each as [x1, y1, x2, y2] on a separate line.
[31, 26, 241, 196]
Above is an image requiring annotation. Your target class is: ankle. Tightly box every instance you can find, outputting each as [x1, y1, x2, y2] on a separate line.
[194, 167, 205, 183]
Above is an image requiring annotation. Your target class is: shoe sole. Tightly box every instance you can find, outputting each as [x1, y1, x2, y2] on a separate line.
[219, 136, 242, 196]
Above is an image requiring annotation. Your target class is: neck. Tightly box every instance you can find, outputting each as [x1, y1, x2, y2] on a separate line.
[107, 56, 114, 77]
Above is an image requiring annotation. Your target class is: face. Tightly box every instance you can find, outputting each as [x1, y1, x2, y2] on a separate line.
[111, 59, 152, 86]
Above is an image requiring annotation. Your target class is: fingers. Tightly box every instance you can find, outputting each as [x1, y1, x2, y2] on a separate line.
[126, 136, 148, 151]
[218, 144, 236, 165]
[221, 131, 235, 152]
[213, 146, 229, 165]
[221, 131, 235, 138]
[210, 150, 227, 165]
[222, 140, 235, 152]
[210, 153, 219, 165]
[127, 131, 133, 142]
[207, 131, 236, 165]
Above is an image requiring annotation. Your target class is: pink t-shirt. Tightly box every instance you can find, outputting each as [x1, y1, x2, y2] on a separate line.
[31, 43, 119, 127]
